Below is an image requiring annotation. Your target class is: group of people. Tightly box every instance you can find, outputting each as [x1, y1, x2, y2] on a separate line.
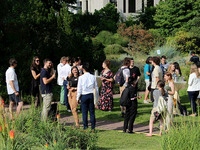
[4, 51, 200, 134]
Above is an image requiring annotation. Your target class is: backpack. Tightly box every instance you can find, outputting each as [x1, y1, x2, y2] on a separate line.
[115, 67, 128, 86]
[120, 88, 130, 106]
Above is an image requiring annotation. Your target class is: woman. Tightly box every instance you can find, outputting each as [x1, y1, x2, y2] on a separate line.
[167, 63, 180, 80]
[144, 57, 152, 103]
[97, 60, 114, 112]
[67, 66, 80, 127]
[146, 80, 166, 137]
[31, 56, 41, 107]
[173, 62, 182, 77]
[187, 65, 200, 116]
[164, 72, 175, 130]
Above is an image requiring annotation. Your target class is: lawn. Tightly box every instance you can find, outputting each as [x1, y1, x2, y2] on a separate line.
[59, 88, 197, 150]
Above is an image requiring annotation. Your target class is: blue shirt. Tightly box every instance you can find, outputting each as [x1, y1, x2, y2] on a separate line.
[144, 64, 151, 79]
[40, 68, 52, 94]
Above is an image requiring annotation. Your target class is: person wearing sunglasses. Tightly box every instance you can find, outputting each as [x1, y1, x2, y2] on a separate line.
[31, 56, 41, 107]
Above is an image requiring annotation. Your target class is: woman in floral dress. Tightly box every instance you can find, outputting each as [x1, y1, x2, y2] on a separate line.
[97, 60, 114, 111]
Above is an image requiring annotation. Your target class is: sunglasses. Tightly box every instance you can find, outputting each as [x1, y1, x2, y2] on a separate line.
[35, 60, 40, 62]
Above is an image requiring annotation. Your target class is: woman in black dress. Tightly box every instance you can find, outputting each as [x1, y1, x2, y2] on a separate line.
[31, 56, 41, 107]
[97, 60, 114, 111]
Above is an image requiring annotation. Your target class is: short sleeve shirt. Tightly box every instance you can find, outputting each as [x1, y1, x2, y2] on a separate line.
[40, 68, 52, 94]
[144, 64, 151, 79]
[121, 66, 130, 87]
[5, 67, 19, 95]
[190, 56, 199, 64]
[129, 66, 141, 80]
[151, 65, 163, 89]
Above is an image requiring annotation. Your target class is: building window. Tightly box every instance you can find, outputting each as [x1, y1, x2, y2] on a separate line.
[147, 0, 154, 7]
[123, 0, 126, 13]
[129, 0, 136, 13]
[86, 0, 88, 12]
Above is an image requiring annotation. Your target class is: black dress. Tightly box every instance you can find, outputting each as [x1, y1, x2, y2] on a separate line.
[31, 66, 40, 97]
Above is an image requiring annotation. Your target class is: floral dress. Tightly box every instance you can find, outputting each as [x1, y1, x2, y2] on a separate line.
[97, 70, 113, 111]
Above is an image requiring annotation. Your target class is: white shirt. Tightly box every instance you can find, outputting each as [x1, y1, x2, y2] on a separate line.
[60, 64, 71, 81]
[121, 66, 130, 87]
[187, 73, 200, 91]
[77, 72, 99, 101]
[57, 63, 64, 85]
[5, 67, 19, 95]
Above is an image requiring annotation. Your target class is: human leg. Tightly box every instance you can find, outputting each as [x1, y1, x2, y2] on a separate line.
[188, 91, 197, 114]
[88, 94, 96, 130]
[166, 96, 174, 130]
[123, 105, 131, 132]
[120, 86, 126, 115]
[63, 80, 70, 110]
[128, 101, 138, 132]
[60, 86, 65, 105]
[69, 90, 79, 126]
[9, 101, 14, 119]
[144, 79, 150, 101]
[81, 95, 89, 129]
[41, 93, 53, 121]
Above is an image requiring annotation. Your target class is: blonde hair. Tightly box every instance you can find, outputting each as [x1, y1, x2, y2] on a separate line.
[60, 56, 66, 63]
[190, 64, 199, 78]
[167, 63, 175, 74]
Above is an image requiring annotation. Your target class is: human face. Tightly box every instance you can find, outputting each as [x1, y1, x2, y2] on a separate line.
[102, 62, 107, 69]
[35, 58, 40, 65]
[164, 74, 170, 81]
[130, 60, 134, 66]
[45, 61, 51, 69]
[72, 67, 78, 76]
[171, 64, 175, 71]
[62, 60, 66, 65]
[161, 58, 166, 64]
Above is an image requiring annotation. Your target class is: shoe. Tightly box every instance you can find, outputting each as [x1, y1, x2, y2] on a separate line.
[123, 130, 126, 133]
[109, 110, 112, 112]
[67, 109, 71, 112]
[77, 109, 80, 112]
[189, 113, 197, 117]
[145, 134, 152, 137]
[143, 100, 149, 104]
[127, 131, 134, 134]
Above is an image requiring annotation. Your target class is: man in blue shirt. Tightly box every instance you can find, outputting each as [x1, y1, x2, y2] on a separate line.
[190, 51, 199, 64]
[160, 56, 169, 76]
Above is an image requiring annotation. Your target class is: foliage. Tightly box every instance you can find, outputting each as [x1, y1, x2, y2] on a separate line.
[117, 23, 156, 54]
[104, 44, 125, 55]
[186, 17, 200, 38]
[154, 0, 200, 36]
[174, 31, 200, 53]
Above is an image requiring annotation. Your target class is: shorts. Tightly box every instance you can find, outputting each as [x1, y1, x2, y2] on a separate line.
[150, 107, 158, 120]
[145, 79, 150, 90]
[9, 92, 22, 103]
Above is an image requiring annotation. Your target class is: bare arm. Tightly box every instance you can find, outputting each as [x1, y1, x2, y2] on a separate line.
[9, 80, 19, 96]
[43, 74, 55, 85]
[146, 71, 151, 76]
[31, 70, 40, 80]
[168, 82, 175, 95]
[136, 76, 140, 84]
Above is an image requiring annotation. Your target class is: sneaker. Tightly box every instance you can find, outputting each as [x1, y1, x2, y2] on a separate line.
[143, 100, 149, 104]
[77, 109, 81, 112]
[67, 109, 72, 112]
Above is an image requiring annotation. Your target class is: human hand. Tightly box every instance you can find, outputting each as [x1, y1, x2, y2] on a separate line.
[15, 92, 19, 96]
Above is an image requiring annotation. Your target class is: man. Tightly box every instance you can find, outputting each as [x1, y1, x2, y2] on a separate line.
[40, 58, 56, 121]
[60, 56, 71, 112]
[129, 58, 141, 94]
[151, 56, 163, 102]
[190, 51, 199, 64]
[160, 55, 169, 76]
[77, 63, 98, 131]
[6, 58, 23, 119]
[57, 56, 66, 105]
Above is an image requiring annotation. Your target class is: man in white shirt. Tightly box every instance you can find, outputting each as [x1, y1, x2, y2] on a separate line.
[57, 56, 66, 105]
[77, 63, 98, 131]
[5, 58, 23, 119]
[60, 57, 71, 111]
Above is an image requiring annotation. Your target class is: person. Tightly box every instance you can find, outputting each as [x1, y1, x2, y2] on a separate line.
[160, 55, 169, 76]
[114, 57, 130, 117]
[190, 51, 199, 64]
[67, 66, 80, 127]
[77, 63, 99, 131]
[30, 56, 41, 107]
[6, 58, 23, 119]
[40, 58, 56, 121]
[173, 62, 182, 77]
[196, 61, 200, 73]
[164, 72, 175, 130]
[144, 57, 152, 103]
[146, 80, 166, 137]
[187, 64, 200, 116]
[151, 56, 163, 102]
[167, 63, 180, 79]
[60, 57, 72, 112]
[129, 58, 141, 93]
[57, 56, 66, 105]
[73, 57, 83, 75]
[123, 77, 140, 133]
[97, 60, 114, 111]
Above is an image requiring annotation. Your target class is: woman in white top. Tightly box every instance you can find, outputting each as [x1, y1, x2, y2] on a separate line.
[187, 65, 200, 116]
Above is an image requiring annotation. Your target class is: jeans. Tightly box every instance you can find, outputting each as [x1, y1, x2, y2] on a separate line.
[188, 91, 199, 114]
[63, 80, 70, 110]
[81, 93, 96, 129]
[41, 93, 53, 121]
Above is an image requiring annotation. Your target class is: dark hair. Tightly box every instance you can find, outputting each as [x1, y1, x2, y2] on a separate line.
[157, 80, 165, 96]
[70, 66, 79, 78]
[43, 58, 51, 64]
[191, 51, 195, 55]
[152, 56, 160, 65]
[161, 55, 167, 59]
[31, 56, 41, 70]
[103, 60, 111, 69]
[173, 62, 182, 76]
[66, 56, 71, 63]
[9, 58, 17, 66]
[82, 62, 90, 72]
[123, 57, 130, 66]
[146, 56, 152, 64]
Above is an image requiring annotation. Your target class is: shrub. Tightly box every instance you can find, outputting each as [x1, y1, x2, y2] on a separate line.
[104, 44, 125, 55]
[95, 31, 115, 46]
[113, 33, 129, 47]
